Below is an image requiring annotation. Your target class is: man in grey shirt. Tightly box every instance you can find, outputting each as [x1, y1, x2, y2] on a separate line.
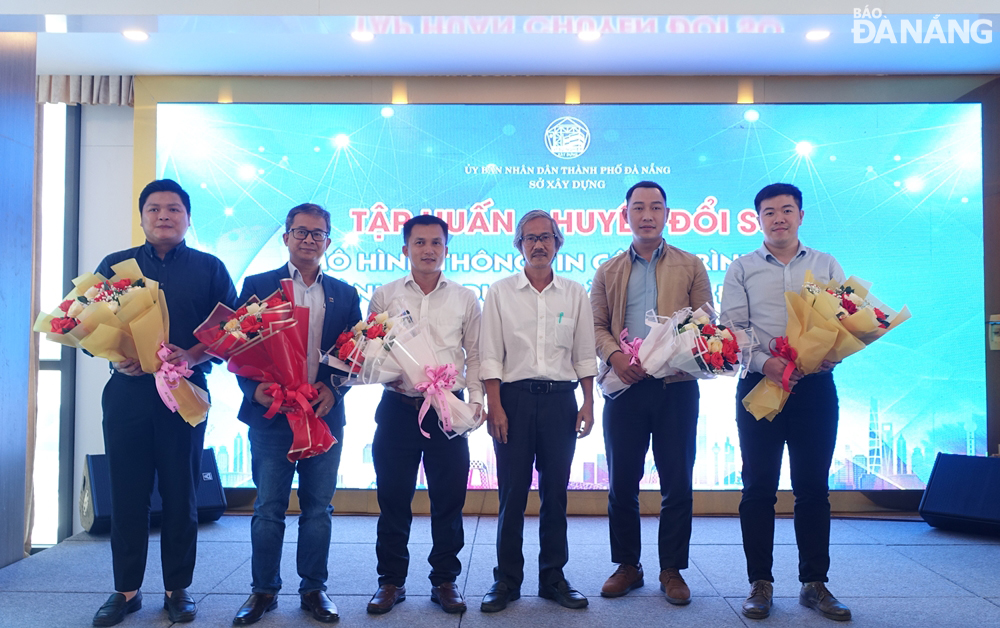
[720, 183, 851, 622]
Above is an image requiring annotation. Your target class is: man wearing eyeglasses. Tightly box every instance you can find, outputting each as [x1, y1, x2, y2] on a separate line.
[232, 203, 362, 625]
[590, 181, 712, 606]
[479, 210, 597, 613]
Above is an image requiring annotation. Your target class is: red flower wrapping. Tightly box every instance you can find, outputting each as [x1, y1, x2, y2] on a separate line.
[194, 281, 336, 461]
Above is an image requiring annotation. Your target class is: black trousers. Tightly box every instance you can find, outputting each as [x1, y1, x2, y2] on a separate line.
[603, 378, 699, 571]
[493, 383, 578, 589]
[372, 391, 470, 587]
[736, 371, 839, 584]
[101, 372, 207, 592]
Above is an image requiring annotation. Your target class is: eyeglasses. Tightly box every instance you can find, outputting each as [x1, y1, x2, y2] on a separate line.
[522, 233, 554, 246]
[288, 228, 329, 242]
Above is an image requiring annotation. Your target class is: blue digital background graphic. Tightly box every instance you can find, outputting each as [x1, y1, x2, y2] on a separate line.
[157, 103, 984, 491]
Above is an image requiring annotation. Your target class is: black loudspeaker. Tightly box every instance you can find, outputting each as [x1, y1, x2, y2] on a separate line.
[81, 448, 227, 534]
[918, 453, 1000, 536]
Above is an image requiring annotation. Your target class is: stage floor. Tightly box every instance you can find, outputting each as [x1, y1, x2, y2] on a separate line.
[3, 515, 1000, 627]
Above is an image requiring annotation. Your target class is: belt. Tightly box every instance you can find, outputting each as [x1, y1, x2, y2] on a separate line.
[506, 379, 577, 394]
[384, 389, 464, 409]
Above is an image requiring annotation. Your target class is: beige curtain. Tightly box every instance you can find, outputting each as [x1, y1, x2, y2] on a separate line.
[36, 75, 134, 107]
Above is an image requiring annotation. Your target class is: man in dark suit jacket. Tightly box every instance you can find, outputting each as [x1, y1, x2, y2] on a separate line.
[231, 203, 362, 625]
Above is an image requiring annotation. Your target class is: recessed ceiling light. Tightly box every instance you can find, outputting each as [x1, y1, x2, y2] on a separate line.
[578, 30, 601, 42]
[351, 31, 374, 42]
[806, 29, 830, 41]
[123, 30, 149, 42]
[44, 15, 67, 33]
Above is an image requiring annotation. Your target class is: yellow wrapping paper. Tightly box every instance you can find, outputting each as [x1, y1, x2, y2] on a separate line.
[33, 258, 210, 426]
[742, 270, 908, 421]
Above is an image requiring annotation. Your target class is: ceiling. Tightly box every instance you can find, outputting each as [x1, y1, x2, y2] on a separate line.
[2, 7, 999, 76]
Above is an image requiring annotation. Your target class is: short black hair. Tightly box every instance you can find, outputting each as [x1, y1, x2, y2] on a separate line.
[625, 180, 667, 205]
[754, 183, 803, 213]
[285, 203, 331, 233]
[138, 179, 190, 215]
[403, 214, 449, 244]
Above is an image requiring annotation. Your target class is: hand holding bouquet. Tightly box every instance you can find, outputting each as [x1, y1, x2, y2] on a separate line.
[34, 258, 210, 425]
[597, 308, 687, 398]
[742, 270, 910, 421]
[194, 279, 335, 460]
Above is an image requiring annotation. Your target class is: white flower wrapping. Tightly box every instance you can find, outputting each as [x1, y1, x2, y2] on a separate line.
[388, 321, 482, 438]
[597, 307, 692, 399]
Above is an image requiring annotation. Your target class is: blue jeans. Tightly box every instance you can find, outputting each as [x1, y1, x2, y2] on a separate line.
[248, 417, 344, 594]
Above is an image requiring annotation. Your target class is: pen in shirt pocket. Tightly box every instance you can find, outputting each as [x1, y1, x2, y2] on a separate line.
[558, 312, 564, 323]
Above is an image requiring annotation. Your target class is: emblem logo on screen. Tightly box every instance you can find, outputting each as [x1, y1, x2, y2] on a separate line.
[544, 116, 590, 160]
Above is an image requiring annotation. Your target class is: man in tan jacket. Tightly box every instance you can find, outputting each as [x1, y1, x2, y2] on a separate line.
[590, 181, 712, 605]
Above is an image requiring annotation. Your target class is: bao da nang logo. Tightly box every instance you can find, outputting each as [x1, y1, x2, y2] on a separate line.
[545, 116, 590, 160]
[852, 8, 992, 44]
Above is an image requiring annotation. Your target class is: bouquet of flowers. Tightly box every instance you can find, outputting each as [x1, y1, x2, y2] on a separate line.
[320, 307, 482, 438]
[320, 310, 406, 386]
[194, 279, 334, 461]
[597, 308, 688, 399]
[33, 258, 210, 425]
[742, 270, 910, 421]
[667, 304, 756, 378]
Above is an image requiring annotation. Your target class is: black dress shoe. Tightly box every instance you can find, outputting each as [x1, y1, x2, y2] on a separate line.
[93, 591, 142, 627]
[164, 589, 197, 623]
[539, 580, 588, 609]
[431, 582, 467, 614]
[301, 590, 339, 623]
[480, 581, 520, 613]
[233, 593, 277, 625]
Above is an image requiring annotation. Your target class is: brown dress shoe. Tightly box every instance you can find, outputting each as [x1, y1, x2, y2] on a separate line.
[659, 568, 691, 605]
[367, 584, 406, 614]
[601, 563, 645, 597]
[300, 590, 339, 623]
[742, 580, 773, 620]
[431, 582, 467, 614]
[800, 582, 852, 621]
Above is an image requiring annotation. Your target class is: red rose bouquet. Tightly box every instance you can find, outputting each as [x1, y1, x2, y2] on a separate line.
[668, 304, 756, 378]
[320, 309, 406, 385]
[33, 258, 210, 425]
[194, 278, 334, 461]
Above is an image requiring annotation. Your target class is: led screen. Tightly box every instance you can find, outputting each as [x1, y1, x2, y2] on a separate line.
[156, 102, 984, 491]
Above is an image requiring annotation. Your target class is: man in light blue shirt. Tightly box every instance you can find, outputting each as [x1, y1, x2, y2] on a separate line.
[721, 183, 852, 622]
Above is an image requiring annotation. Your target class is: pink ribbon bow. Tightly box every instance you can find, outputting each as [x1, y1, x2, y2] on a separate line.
[154, 343, 194, 413]
[619, 328, 643, 366]
[414, 364, 458, 438]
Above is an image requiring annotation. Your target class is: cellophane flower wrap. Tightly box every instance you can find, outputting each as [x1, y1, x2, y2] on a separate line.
[597, 307, 692, 399]
[194, 278, 335, 461]
[33, 258, 210, 425]
[318, 309, 407, 386]
[742, 270, 911, 421]
[668, 303, 757, 379]
[322, 307, 481, 438]
[387, 317, 483, 439]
